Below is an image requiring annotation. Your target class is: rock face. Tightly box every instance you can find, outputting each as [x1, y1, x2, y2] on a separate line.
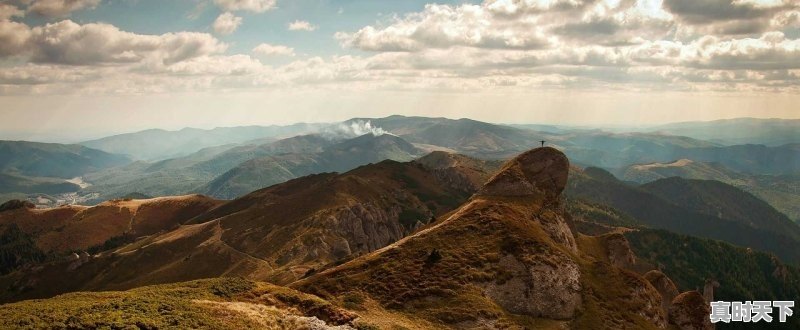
[669, 291, 713, 330]
[478, 147, 569, 201]
[605, 233, 636, 269]
[484, 253, 582, 319]
[645, 270, 680, 315]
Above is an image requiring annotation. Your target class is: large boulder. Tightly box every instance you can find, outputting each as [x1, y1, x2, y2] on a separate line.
[478, 147, 569, 201]
[645, 270, 680, 315]
[669, 291, 713, 330]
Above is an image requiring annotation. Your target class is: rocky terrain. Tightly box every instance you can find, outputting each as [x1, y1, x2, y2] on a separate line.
[0, 147, 782, 329]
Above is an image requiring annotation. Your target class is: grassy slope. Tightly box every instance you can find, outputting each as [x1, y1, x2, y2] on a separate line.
[621, 160, 800, 222]
[565, 167, 800, 264]
[0, 277, 356, 329]
[0, 141, 129, 179]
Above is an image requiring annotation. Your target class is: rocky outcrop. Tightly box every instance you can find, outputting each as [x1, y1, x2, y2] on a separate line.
[703, 279, 719, 303]
[328, 202, 409, 253]
[0, 200, 34, 212]
[604, 233, 636, 269]
[669, 291, 713, 330]
[645, 270, 680, 315]
[484, 253, 581, 320]
[478, 147, 569, 202]
[67, 251, 91, 271]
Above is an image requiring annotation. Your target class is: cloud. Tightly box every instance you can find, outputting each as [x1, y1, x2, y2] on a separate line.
[288, 20, 317, 31]
[213, 12, 242, 35]
[336, 4, 551, 51]
[0, 20, 32, 56]
[252, 43, 295, 57]
[213, 0, 276, 13]
[664, 0, 793, 24]
[0, 3, 24, 20]
[3, 0, 800, 96]
[27, 0, 101, 17]
[0, 20, 227, 66]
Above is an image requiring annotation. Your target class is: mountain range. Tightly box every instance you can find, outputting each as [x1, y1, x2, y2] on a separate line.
[0, 116, 798, 328]
[0, 147, 723, 329]
[646, 118, 800, 146]
[621, 159, 800, 222]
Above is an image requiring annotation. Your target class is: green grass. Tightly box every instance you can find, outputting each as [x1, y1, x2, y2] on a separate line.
[0, 277, 355, 330]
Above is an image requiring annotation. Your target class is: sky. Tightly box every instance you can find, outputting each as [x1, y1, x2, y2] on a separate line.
[1, 0, 800, 142]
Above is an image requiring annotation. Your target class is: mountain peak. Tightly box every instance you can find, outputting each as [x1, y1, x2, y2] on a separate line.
[478, 146, 569, 200]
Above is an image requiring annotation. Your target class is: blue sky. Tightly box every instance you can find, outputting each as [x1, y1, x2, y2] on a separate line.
[17, 0, 479, 58]
[1, 0, 800, 141]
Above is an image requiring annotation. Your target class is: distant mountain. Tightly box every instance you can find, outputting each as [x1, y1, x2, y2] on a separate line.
[81, 124, 324, 161]
[566, 167, 800, 264]
[647, 118, 800, 146]
[0, 173, 79, 195]
[81, 135, 335, 202]
[347, 116, 550, 158]
[621, 160, 800, 222]
[198, 133, 424, 199]
[641, 177, 800, 241]
[0, 141, 130, 179]
[559, 132, 799, 174]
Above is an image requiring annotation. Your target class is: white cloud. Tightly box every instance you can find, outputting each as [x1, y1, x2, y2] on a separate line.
[213, 12, 242, 35]
[27, 0, 101, 17]
[0, 3, 24, 20]
[252, 43, 295, 57]
[288, 20, 317, 31]
[2, 0, 800, 97]
[0, 20, 227, 66]
[213, 0, 276, 13]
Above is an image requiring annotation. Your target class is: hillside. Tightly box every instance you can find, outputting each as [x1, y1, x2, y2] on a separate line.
[565, 167, 800, 264]
[0, 278, 358, 329]
[198, 134, 424, 199]
[641, 177, 800, 241]
[621, 159, 800, 222]
[82, 135, 334, 202]
[647, 117, 800, 146]
[81, 124, 323, 161]
[0, 147, 724, 329]
[0, 153, 495, 302]
[0, 195, 222, 275]
[626, 229, 800, 330]
[0, 173, 80, 195]
[292, 147, 702, 329]
[0, 141, 130, 179]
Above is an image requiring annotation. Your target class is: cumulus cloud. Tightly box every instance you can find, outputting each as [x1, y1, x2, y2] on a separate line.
[0, 20, 32, 56]
[27, 0, 101, 17]
[213, 0, 276, 13]
[288, 20, 317, 31]
[337, 4, 552, 51]
[3, 0, 800, 96]
[213, 12, 242, 35]
[0, 20, 227, 66]
[0, 3, 24, 20]
[252, 43, 295, 57]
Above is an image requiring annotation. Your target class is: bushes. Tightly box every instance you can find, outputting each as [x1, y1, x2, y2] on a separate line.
[0, 224, 47, 275]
